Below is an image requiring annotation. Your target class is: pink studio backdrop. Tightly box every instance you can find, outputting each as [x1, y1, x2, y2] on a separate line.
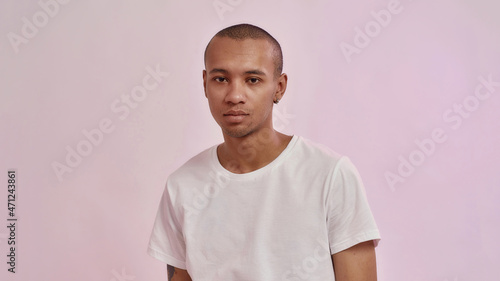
[1, 0, 499, 280]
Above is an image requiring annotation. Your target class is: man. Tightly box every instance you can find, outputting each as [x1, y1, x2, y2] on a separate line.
[148, 23, 381, 280]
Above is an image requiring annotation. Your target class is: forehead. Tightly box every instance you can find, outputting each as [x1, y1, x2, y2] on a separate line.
[205, 37, 275, 73]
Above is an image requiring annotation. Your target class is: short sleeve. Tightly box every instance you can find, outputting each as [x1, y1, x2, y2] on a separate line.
[147, 183, 187, 269]
[326, 157, 381, 254]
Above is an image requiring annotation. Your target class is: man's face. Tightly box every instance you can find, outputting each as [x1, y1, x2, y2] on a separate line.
[203, 37, 286, 139]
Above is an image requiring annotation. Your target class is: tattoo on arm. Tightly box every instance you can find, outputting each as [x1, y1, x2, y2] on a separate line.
[167, 264, 175, 281]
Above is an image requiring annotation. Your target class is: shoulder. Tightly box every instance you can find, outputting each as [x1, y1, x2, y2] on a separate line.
[166, 144, 217, 186]
[291, 136, 344, 167]
[290, 136, 363, 182]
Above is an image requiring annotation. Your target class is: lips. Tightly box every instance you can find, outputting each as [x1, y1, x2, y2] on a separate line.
[223, 110, 248, 116]
[223, 110, 249, 123]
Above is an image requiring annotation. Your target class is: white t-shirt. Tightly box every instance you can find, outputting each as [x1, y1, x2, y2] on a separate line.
[148, 135, 381, 280]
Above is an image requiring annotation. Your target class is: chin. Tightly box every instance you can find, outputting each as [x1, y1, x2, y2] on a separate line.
[223, 130, 251, 138]
[222, 127, 253, 138]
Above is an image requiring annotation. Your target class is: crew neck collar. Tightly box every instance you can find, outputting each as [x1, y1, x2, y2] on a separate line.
[210, 135, 299, 180]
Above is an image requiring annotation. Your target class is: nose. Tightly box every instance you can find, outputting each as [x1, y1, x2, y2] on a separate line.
[224, 80, 246, 104]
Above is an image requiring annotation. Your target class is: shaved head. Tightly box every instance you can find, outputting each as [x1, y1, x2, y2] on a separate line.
[204, 23, 283, 78]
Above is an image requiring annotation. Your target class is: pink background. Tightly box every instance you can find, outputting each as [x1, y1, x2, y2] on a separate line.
[1, 0, 499, 280]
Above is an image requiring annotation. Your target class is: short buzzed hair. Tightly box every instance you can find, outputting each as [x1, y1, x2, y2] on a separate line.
[204, 23, 283, 77]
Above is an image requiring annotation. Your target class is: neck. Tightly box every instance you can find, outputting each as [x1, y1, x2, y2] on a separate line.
[217, 128, 293, 174]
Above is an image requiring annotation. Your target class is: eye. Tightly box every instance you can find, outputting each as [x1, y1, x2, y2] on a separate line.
[248, 77, 260, 84]
[214, 77, 227, 83]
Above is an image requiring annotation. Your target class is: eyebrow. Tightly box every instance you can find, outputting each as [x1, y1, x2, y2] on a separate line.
[245, 70, 266, 76]
[208, 68, 267, 76]
[209, 68, 228, 74]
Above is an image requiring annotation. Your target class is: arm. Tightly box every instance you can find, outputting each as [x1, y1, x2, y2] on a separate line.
[331, 240, 377, 281]
[167, 265, 192, 281]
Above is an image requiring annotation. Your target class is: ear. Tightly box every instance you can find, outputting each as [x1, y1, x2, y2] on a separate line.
[203, 70, 208, 98]
[274, 73, 288, 101]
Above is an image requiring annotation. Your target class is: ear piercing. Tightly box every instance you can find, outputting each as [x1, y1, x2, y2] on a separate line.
[274, 98, 280, 104]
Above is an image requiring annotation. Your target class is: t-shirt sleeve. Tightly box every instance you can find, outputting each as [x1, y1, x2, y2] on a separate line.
[147, 183, 187, 269]
[326, 156, 381, 255]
